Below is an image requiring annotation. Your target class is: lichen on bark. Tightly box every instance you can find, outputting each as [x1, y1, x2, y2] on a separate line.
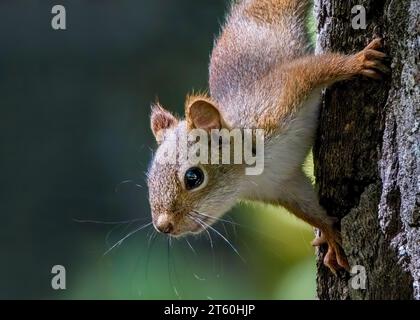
[314, 0, 419, 300]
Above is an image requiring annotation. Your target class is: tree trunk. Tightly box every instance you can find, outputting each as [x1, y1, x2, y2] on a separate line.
[314, 0, 419, 299]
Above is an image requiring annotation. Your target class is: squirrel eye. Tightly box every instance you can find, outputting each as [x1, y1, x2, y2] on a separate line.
[184, 167, 204, 190]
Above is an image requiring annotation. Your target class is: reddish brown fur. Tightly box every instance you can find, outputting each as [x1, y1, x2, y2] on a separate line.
[246, 0, 309, 23]
[263, 39, 389, 133]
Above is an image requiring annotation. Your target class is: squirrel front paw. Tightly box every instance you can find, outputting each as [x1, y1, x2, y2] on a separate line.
[353, 38, 391, 79]
[312, 229, 350, 275]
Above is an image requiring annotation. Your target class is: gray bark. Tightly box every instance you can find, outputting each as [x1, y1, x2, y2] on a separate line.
[314, 0, 419, 299]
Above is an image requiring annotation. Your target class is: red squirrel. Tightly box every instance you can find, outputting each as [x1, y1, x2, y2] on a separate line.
[147, 0, 389, 273]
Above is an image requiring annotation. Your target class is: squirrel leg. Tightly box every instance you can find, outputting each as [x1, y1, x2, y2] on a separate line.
[282, 38, 389, 95]
[270, 170, 350, 274]
[268, 38, 389, 130]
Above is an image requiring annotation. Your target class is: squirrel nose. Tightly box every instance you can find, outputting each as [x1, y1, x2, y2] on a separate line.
[156, 221, 174, 234]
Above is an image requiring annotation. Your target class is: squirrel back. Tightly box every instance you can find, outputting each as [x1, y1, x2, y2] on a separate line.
[209, 0, 312, 129]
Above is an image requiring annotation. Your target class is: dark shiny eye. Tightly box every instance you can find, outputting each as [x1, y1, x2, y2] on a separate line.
[184, 167, 205, 190]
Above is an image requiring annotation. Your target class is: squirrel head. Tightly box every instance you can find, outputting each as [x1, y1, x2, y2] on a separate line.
[147, 95, 244, 237]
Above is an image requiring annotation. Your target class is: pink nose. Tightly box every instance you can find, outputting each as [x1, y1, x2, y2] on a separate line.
[155, 221, 174, 234]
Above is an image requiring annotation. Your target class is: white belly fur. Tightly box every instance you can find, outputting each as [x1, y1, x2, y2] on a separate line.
[242, 90, 322, 200]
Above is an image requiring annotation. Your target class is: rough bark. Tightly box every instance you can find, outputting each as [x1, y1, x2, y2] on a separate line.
[314, 0, 419, 299]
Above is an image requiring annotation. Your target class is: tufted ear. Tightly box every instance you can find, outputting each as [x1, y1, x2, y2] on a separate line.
[186, 96, 226, 131]
[150, 103, 178, 144]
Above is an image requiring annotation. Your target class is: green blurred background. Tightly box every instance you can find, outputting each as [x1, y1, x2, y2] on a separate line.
[0, 0, 317, 299]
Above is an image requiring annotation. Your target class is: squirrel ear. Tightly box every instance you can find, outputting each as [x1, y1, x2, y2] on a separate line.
[186, 97, 225, 131]
[150, 103, 178, 143]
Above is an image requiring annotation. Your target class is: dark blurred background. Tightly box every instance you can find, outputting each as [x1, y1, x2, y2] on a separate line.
[0, 0, 316, 299]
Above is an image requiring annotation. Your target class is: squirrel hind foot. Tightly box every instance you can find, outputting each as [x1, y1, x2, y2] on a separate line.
[312, 230, 350, 274]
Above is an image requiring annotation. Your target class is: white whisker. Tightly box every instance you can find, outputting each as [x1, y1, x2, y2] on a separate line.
[191, 210, 242, 227]
[103, 222, 153, 256]
[185, 238, 197, 255]
[196, 215, 245, 263]
[73, 218, 146, 225]
[188, 214, 213, 249]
